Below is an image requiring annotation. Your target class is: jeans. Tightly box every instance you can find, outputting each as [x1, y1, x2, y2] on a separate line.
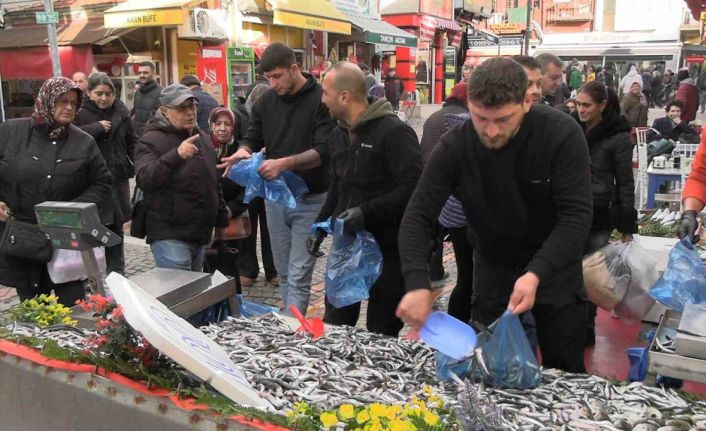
[265, 192, 326, 315]
[700, 91, 706, 113]
[150, 240, 206, 272]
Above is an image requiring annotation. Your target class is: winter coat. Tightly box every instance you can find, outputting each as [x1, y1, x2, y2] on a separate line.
[75, 99, 137, 181]
[651, 116, 697, 142]
[641, 72, 652, 92]
[620, 92, 648, 128]
[131, 80, 162, 136]
[134, 111, 229, 245]
[316, 98, 422, 255]
[675, 79, 699, 123]
[232, 97, 249, 143]
[570, 69, 583, 90]
[683, 130, 706, 204]
[192, 86, 220, 133]
[0, 118, 113, 295]
[573, 111, 637, 234]
[419, 98, 468, 163]
[620, 66, 643, 96]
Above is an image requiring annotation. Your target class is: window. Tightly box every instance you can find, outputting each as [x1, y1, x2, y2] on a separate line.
[506, 0, 518, 8]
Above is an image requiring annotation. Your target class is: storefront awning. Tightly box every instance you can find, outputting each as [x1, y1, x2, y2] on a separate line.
[0, 46, 94, 80]
[266, 0, 351, 35]
[0, 21, 133, 49]
[532, 42, 682, 61]
[104, 0, 197, 29]
[345, 13, 417, 47]
[420, 15, 461, 40]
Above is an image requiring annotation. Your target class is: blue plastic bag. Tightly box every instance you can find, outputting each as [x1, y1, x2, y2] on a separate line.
[228, 151, 308, 209]
[435, 351, 471, 381]
[650, 238, 706, 311]
[237, 294, 279, 318]
[480, 310, 541, 389]
[314, 218, 383, 308]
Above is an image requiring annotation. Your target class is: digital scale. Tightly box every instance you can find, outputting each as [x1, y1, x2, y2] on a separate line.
[34, 201, 240, 327]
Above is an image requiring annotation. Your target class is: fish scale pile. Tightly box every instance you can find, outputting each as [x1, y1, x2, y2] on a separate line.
[5, 314, 706, 430]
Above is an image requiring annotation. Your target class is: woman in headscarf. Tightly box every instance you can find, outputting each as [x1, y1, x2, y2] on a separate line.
[75, 72, 137, 275]
[0, 76, 113, 306]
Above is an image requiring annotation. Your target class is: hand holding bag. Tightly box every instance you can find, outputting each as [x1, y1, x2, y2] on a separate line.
[0, 218, 52, 263]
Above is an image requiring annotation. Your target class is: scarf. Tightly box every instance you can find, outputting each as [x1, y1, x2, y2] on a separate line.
[208, 107, 236, 151]
[32, 76, 83, 139]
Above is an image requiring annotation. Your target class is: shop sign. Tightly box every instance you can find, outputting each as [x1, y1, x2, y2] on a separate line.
[228, 47, 255, 60]
[104, 8, 186, 28]
[36, 12, 59, 24]
[489, 22, 523, 34]
[366, 32, 417, 47]
[420, 0, 452, 20]
[686, 55, 705, 63]
[273, 10, 351, 34]
[106, 273, 270, 409]
[467, 35, 523, 47]
[330, 0, 371, 16]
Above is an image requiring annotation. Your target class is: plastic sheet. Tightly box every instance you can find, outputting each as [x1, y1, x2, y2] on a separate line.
[480, 310, 541, 389]
[314, 218, 383, 308]
[47, 247, 106, 284]
[650, 238, 706, 311]
[228, 152, 308, 209]
[238, 294, 279, 318]
[583, 242, 658, 323]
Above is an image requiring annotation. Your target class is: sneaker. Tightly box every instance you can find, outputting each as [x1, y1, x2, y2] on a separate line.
[267, 276, 280, 287]
[239, 276, 255, 287]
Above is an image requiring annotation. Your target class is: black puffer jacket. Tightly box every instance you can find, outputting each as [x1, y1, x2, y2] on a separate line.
[573, 111, 637, 234]
[419, 98, 468, 163]
[75, 99, 137, 180]
[134, 111, 229, 245]
[132, 80, 162, 136]
[192, 87, 220, 133]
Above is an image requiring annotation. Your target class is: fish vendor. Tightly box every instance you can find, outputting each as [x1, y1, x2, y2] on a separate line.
[396, 57, 594, 373]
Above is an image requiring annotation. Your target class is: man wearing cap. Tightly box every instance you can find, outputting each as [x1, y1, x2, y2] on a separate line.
[134, 84, 229, 272]
[181, 74, 220, 133]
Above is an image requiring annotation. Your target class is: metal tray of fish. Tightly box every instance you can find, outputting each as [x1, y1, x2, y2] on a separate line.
[649, 309, 706, 384]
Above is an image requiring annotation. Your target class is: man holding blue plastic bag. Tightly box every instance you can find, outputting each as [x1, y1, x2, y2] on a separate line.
[218, 43, 335, 315]
[308, 62, 423, 336]
[396, 57, 593, 372]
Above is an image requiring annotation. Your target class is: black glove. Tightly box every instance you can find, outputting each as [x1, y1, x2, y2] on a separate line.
[338, 207, 365, 235]
[306, 228, 327, 257]
[678, 210, 699, 244]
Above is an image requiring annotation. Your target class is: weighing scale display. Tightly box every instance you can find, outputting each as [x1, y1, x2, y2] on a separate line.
[36, 209, 83, 229]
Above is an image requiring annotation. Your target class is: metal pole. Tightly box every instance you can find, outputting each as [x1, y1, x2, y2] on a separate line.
[43, 0, 62, 76]
[524, 0, 533, 55]
[0, 70, 5, 122]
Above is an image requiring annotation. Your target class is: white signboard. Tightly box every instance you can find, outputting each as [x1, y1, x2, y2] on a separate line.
[331, 0, 371, 16]
[106, 273, 271, 410]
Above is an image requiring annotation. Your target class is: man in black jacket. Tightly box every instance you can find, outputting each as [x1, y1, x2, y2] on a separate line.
[396, 57, 593, 372]
[132, 61, 162, 137]
[651, 100, 697, 142]
[219, 43, 335, 315]
[307, 62, 422, 336]
[181, 74, 220, 133]
[536, 53, 565, 107]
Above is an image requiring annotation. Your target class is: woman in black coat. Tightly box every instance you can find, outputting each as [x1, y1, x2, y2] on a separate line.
[573, 80, 637, 345]
[0, 77, 113, 306]
[75, 72, 137, 275]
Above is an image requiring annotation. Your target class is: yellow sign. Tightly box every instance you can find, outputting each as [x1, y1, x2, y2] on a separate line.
[177, 39, 199, 79]
[489, 22, 523, 34]
[104, 8, 186, 28]
[273, 11, 351, 34]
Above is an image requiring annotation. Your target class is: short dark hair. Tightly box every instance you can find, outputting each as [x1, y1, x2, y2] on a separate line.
[87, 72, 115, 92]
[259, 43, 296, 72]
[328, 62, 367, 101]
[467, 57, 527, 107]
[535, 53, 563, 74]
[512, 55, 541, 71]
[138, 61, 155, 71]
[578, 80, 620, 117]
[665, 99, 684, 112]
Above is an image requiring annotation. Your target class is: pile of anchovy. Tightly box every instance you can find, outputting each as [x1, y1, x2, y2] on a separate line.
[6, 315, 706, 430]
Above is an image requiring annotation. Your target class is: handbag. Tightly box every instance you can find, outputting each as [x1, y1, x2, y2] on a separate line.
[47, 247, 106, 284]
[223, 212, 251, 240]
[129, 187, 147, 239]
[0, 218, 52, 263]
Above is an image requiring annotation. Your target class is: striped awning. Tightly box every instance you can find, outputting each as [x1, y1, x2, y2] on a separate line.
[420, 15, 461, 40]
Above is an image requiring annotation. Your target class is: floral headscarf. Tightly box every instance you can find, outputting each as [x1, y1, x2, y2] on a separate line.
[32, 76, 83, 139]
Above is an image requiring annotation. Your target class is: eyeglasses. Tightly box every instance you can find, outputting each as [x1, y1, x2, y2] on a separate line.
[169, 102, 198, 113]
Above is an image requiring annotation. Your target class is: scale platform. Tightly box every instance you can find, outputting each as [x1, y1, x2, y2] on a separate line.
[648, 308, 706, 384]
[72, 268, 239, 328]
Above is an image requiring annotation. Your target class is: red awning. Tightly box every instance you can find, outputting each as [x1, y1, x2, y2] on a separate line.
[0, 46, 94, 80]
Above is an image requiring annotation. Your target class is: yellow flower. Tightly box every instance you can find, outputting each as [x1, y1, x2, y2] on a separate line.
[320, 412, 339, 428]
[293, 401, 309, 414]
[423, 411, 439, 426]
[367, 420, 382, 431]
[47, 294, 58, 303]
[38, 294, 49, 302]
[385, 405, 402, 420]
[389, 419, 414, 431]
[422, 385, 434, 396]
[411, 396, 426, 409]
[357, 410, 370, 424]
[61, 316, 77, 326]
[369, 404, 387, 420]
[338, 404, 355, 420]
[28, 299, 39, 308]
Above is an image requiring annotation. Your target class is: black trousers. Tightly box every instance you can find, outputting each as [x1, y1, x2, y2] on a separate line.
[323, 256, 406, 337]
[105, 224, 125, 275]
[446, 226, 474, 323]
[237, 197, 277, 280]
[15, 263, 85, 308]
[429, 222, 446, 281]
[471, 254, 587, 373]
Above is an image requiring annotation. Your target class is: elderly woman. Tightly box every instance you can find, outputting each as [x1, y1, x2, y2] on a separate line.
[0, 76, 113, 306]
[134, 84, 229, 271]
[74, 72, 137, 275]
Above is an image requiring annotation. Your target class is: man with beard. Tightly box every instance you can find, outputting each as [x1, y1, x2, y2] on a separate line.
[218, 43, 335, 315]
[395, 57, 593, 373]
[513, 55, 543, 105]
[132, 61, 162, 136]
[306, 62, 422, 336]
